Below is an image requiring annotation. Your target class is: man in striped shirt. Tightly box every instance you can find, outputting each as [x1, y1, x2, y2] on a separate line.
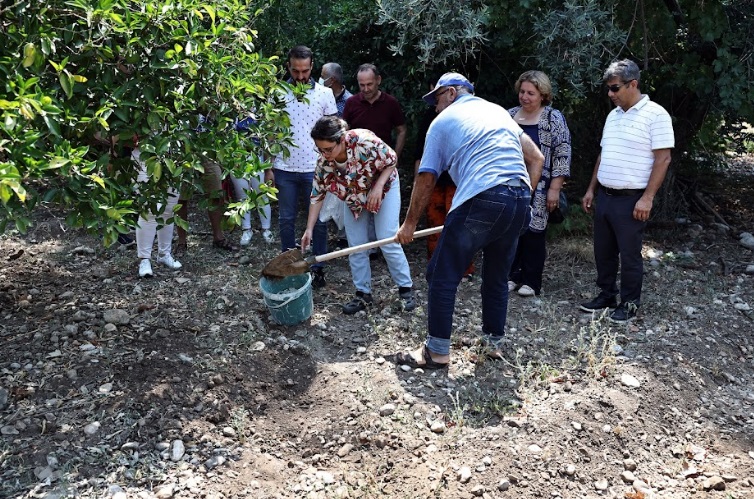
[580, 59, 674, 323]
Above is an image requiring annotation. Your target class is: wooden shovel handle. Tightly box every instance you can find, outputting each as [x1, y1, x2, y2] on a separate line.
[306, 226, 444, 265]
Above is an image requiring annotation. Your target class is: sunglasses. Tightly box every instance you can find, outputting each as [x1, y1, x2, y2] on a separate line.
[606, 81, 633, 93]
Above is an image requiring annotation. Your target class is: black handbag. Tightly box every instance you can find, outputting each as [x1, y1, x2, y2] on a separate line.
[548, 191, 568, 224]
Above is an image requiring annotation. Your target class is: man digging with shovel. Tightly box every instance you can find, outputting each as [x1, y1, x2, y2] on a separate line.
[395, 72, 544, 369]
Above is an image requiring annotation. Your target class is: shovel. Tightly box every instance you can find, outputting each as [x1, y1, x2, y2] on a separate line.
[262, 226, 444, 278]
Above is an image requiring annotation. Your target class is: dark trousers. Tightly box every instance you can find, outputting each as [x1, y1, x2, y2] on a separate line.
[425, 184, 530, 355]
[509, 229, 547, 294]
[593, 189, 646, 305]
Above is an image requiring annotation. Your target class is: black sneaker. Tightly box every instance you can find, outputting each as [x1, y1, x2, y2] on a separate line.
[609, 302, 638, 323]
[343, 291, 373, 315]
[579, 293, 618, 313]
[311, 268, 326, 289]
[398, 287, 417, 311]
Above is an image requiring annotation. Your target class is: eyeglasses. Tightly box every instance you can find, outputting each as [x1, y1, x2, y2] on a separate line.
[435, 88, 451, 100]
[314, 143, 338, 155]
[606, 81, 633, 93]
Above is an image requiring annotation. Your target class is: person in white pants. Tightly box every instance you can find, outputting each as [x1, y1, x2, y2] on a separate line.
[231, 171, 274, 246]
[133, 148, 182, 277]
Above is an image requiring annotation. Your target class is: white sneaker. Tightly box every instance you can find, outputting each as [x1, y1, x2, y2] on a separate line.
[507, 280, 517, 292]
[240, 229, 253, 246]
[157, 253, 182, 270]
[262, 229, 274, 243]
[517, 284, 536, 297]
[138, 259, 153, 278]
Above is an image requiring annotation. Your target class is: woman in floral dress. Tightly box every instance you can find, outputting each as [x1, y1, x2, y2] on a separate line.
[301, 116, 415, 314]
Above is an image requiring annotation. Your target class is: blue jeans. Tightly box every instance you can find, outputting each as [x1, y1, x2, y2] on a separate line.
[343, 178, 412, 293]
[426, 183, 531, 355]
[274, 169, 327, 268]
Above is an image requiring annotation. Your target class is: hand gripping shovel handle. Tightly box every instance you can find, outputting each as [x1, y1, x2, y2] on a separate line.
[305, 226, 444, 265]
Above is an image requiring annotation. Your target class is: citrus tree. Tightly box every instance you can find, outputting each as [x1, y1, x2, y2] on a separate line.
[0, 0, 293, 244]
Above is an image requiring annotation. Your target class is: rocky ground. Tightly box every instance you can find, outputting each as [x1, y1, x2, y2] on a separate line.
[2, 160, 754, 499]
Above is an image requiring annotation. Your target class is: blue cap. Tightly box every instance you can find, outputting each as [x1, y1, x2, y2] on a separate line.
[423, 72, 475, 105]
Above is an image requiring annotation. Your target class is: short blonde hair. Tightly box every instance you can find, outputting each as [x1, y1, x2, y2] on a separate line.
[514, 70, 553, 106]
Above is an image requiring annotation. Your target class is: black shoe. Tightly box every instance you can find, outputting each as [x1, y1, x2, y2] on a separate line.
[579, 293, 618, 312]
[369, 251, 382, 262]
[609, 302, 638, 323]
[336, 238, 349, 249]
[398, 287, 416, 311]
[343, 291, 373, 314]
[118, 234, 135, 247]
[311, 268, 326, 289]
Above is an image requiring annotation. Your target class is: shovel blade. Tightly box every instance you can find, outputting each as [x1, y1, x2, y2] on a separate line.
[261, 248, 311, 278]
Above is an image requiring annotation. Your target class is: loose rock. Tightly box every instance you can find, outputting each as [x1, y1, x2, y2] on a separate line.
[379, 403, 396, 416]
[621, 373, 641, 388]
[103, 309, 130, 325]
[702, 476, 726, 491]
[457, 466, 472, 483]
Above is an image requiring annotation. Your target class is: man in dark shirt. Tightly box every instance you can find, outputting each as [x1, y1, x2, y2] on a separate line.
[343, 64, 407, 160]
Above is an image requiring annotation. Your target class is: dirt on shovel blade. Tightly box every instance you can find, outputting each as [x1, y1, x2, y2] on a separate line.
[261, 248, 310, 278]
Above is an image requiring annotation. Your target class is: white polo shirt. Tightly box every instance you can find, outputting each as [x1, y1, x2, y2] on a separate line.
[598, 95, 674, 189]
[274, 82, 337, 173]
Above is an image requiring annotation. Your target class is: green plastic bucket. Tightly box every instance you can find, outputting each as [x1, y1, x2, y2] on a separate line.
[259, 273, 313, 326]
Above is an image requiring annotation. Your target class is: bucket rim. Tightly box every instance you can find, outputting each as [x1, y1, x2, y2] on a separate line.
[260, 273, 312, 307]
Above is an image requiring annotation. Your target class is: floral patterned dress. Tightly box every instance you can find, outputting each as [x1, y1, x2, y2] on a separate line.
[311, 129, 398, 220]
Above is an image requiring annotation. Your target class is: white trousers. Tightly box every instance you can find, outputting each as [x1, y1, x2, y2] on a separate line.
[231, 172, 271, 231]
[134, 149, 179, 260]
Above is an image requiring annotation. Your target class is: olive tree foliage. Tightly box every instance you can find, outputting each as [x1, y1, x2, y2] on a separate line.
[530, 0, 754, 154]
[375, 0, 489, 67]
[376, 0, 753, 173]
[0, 0, 294, 243]
[528, 0, 627, 101]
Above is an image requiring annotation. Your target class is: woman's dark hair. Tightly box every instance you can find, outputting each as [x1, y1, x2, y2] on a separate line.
[311, 115, 348, 142]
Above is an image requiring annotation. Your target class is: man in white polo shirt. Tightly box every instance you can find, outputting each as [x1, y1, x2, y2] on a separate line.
[580, 59, 674, 323]
[273, 45, 337, 288]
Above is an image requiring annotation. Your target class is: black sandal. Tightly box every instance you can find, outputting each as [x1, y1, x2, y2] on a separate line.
[212, 238, 238, 252]
[395, 346, 449, 370]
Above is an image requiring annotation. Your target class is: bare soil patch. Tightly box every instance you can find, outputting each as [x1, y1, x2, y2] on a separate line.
[2, 161, 754, 498]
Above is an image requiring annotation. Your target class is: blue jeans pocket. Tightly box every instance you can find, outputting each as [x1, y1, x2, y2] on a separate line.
[464, 198, 506, 235]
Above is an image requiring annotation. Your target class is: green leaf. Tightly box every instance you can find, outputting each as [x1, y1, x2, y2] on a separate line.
[205, 5, 216, 23]
[91, 175, 105, 188]
[59, 71, 73, 99]
[11, 182, 27, 202]
[0, 184, 11, 203]
[23, 43, 36, 67]
[13, 216, 30, 234]
[43, 115, 62, 136]
[47, 157, 71, 170]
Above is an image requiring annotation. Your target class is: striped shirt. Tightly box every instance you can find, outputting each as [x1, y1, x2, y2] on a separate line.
[598, 95, 674, 189]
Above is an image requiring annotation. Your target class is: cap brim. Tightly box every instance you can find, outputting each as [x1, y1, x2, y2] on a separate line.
[422, 88, 440, 106]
